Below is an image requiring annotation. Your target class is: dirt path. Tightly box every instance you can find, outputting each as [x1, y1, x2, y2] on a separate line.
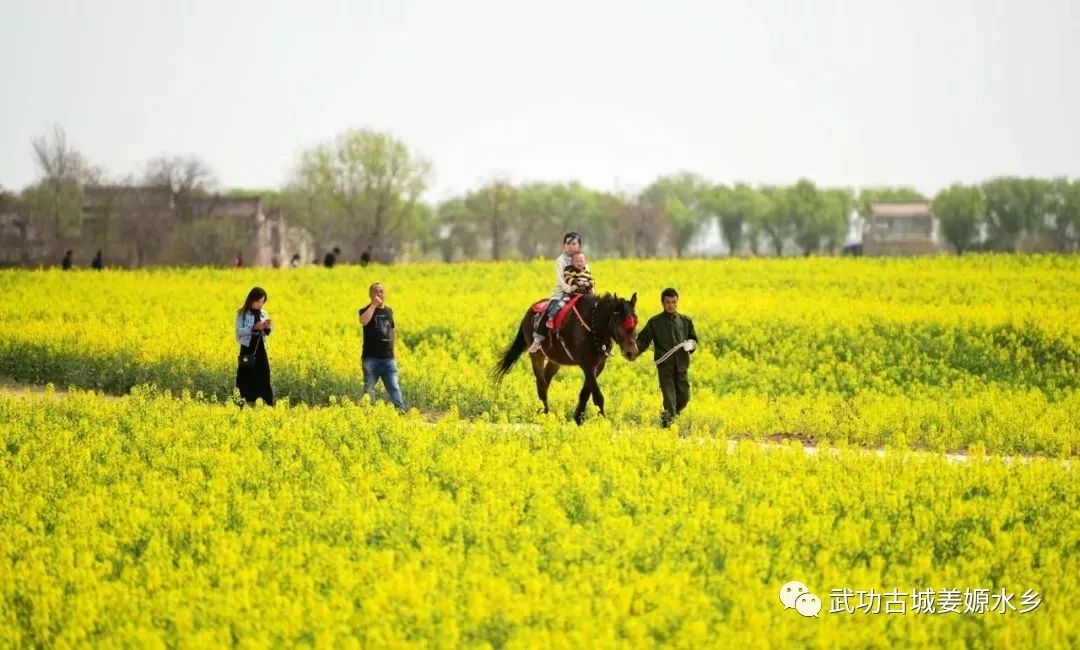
[0, 381, 124, 401]
[1, 381, 1071, 466]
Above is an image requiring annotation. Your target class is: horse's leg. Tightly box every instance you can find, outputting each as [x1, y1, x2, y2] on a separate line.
[537, 360, 561, 414]
[574, 366, 599, 425]
[591, 359, 607, 417]
[543, 362, 560, 393]
[529, 350, 550, 413]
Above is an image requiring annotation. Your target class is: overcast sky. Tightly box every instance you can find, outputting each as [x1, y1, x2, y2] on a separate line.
[2, 0, 1077, 200]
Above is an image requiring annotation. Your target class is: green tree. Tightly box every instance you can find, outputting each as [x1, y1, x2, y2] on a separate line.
[515, 182, 608, 258]
[819, 188, 855, 254]
[285, 128, 432, 262]
[787, 179, 832, 256]
[642, 173, 710, 257]
[724, 184, 770, 256]
[463, 179, 519, 261]
[435, 197, 473, 262]
[753, 186, 791, 256]
[1045, 177, 1080, 253]
[933, 183, 985, 255]
[982, 177, 1051, 252]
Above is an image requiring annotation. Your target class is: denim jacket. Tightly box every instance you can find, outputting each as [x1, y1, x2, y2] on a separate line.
[235, 309, 271, 348]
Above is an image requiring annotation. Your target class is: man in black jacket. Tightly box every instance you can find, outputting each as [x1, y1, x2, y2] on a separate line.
[634, 287, 698, 427]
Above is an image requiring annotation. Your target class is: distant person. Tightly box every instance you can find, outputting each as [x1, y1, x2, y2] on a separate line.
[324, 246, 340, 268]
[360, 247, 372, 266]
[91, 250, 104, 271]
[234, 251, 244, 268]
[234, 286, 274, 407]
[61, 250, 73, 270]
[289, 253, 301, 268]
[359, 282, 406, 412]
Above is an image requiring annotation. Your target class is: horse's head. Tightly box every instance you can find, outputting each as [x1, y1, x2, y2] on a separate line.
[604, 292, 639, 360]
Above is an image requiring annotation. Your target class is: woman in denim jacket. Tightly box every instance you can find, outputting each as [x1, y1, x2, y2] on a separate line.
[235, 286, 274, 406]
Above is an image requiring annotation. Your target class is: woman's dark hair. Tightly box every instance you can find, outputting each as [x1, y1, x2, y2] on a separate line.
[238, 286, 268, 315]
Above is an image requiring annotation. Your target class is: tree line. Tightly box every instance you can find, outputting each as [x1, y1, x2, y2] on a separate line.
[3, 125, 1078, 266]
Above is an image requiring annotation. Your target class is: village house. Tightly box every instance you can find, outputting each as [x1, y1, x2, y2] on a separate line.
[78, 186, 312, 267]
[863, 200, 942, 256]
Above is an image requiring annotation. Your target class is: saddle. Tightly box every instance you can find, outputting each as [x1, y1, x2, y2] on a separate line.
[530, 294, 586, 331]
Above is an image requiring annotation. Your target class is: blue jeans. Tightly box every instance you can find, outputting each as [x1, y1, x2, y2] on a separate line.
[536, 296, 567, 337]
[362, 357, 406, 411]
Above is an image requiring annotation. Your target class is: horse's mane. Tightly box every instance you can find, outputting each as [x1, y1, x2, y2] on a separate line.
[588, 293, 635, 324]
[592, 292, 624, 308]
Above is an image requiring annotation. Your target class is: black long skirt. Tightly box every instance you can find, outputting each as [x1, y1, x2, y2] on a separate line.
[236, 339, 274, 406]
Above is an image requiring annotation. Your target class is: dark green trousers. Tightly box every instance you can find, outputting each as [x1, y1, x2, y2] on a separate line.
[658, 363, 690, 426]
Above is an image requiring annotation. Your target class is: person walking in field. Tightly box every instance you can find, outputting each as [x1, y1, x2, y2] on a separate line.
[234, 286, 275, 406]
[359, 282, 406, 412]
[634, 287, 698, 428]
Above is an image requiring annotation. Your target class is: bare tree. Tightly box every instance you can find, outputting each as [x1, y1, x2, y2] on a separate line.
[102, 175, 174, 267]
[606, 193, 666, 258]
[143, 155, 218, 220]
[30, 125, 94, 248]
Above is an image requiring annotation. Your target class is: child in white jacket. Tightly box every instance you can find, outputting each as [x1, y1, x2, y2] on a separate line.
[528, 231, 589, 353]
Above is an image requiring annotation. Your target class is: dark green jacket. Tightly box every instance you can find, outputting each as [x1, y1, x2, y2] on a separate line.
[636, 311, 698, 370]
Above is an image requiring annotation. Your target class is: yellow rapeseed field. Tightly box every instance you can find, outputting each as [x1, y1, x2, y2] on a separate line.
[1, 256, 1077, 453]
[0, 255, 1077, 646]
[0, 389, 1076, 647]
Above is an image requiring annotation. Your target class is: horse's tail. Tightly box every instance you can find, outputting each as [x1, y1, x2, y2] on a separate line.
[493, 321, 529, 384]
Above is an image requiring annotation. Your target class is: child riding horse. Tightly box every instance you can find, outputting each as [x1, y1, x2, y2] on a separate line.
[493, 292, 640, 424]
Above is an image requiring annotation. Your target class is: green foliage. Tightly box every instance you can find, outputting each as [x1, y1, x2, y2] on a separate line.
[934, 184, 987, 254]
[642, 173, 712, 257]
[284, 128, 433, 260]
[981, 177, 1054, 252]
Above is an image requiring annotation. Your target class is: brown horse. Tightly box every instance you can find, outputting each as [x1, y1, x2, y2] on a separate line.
[493, 292, 640, 424]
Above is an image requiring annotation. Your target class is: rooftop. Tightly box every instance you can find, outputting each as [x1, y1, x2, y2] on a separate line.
[869, 201, 933, 218]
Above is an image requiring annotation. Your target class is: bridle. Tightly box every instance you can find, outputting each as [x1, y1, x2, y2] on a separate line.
[587, 299, 637, 358]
